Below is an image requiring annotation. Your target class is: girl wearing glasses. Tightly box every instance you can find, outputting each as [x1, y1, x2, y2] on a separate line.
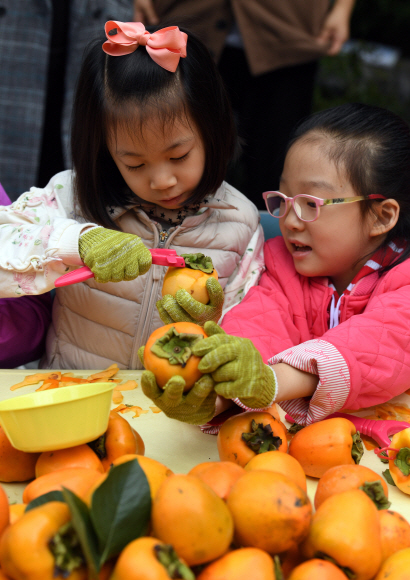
[151, 103, 410, 429]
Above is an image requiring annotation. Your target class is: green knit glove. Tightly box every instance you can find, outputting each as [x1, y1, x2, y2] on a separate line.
[138, 345, 217, 425]
[78, 227, 152, 283]
[192, 321, 277, 409]
[156, 278, 225, 326]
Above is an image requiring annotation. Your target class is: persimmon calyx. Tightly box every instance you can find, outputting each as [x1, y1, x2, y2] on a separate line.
[359, 481, 391, 510]
[150, 327, 204, 366]
[351, 432, 364, 464]
[49, 522, 85, 576]
[88, 434, 106, 460]
[154, 544, 195, 580]
[180, 253, 214, 273]
[394, 447, 410, 476]
[241, 420, 283, 454]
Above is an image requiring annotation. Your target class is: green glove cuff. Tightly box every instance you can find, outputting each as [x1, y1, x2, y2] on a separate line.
[238, 365, 278, 409]
[79, 227, 152, 283]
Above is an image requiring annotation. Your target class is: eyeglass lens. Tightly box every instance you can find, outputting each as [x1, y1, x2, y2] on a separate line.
[266, 194, 319, 221]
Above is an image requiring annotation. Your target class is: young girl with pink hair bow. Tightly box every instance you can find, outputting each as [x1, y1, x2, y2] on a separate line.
[0, 22, 263, 371]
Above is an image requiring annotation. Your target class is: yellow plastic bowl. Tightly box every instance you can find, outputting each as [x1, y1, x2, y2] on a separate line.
[0, 382, 115, 452]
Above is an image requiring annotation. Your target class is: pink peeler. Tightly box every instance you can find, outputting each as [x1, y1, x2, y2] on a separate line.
[54, 248, 185, 288]
[285, 411, 410, 449]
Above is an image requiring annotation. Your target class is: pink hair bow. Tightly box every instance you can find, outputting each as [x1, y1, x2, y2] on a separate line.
[102, 21, 187, 73]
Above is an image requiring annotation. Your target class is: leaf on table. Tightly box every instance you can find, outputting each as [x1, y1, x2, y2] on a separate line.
[90, 460, 151, 565]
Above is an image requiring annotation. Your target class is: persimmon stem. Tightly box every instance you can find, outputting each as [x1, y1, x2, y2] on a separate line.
[49, 522, 85, 576]
[154, 544, 195, 579]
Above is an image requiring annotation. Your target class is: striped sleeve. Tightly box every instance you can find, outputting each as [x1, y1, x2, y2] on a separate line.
[269, 339, 350, 425]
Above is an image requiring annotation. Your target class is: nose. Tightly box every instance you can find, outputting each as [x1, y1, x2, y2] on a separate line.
[282, 205, 305, 231]
[150, 167, 177, 191]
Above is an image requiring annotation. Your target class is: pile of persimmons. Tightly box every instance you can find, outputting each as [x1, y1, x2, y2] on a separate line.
[0, 406, 410, 580]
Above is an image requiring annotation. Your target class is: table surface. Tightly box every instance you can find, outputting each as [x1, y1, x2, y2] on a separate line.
[1, 369, 410, 521]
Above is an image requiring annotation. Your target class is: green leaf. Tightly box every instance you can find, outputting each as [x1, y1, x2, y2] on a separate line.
[287, 422, 305, 434]
[25, 490, 65, 512]
[90, 459, 151, 565]
[62, 488, 101, 578]
[382, 469, 397, 486]
[394, 447, 410, 476]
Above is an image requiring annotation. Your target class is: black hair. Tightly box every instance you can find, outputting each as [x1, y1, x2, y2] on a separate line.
[71, 26, 238, 229]
[287, 103, 410, 274]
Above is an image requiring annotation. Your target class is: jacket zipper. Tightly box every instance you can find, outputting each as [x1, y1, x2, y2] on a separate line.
[129, 224, 181, 369]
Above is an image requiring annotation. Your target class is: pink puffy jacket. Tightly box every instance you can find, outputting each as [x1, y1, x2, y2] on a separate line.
[222, 236, 410, 423]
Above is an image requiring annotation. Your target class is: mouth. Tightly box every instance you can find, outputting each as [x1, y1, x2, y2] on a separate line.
[289, 240, 312, 254]
[159, 193, 185, 205]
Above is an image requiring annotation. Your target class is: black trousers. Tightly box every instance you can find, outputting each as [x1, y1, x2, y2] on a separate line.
[218, 46, 318, 209]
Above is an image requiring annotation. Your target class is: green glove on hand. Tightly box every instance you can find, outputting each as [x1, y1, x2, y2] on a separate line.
[156, 277, 224, 326]
[138, 345, 217, 424]
[192, 321, 277, 409]
[78, 227, 152, 283]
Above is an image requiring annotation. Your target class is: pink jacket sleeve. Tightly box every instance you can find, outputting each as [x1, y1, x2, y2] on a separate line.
[321, 277, 410, 411]
[221, 239, 314, 362]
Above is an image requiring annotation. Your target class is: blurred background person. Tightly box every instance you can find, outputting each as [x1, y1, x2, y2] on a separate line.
[135, 0, 356, 208]
[0, 1, 134, 202]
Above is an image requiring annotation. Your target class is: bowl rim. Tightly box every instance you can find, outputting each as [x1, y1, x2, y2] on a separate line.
[0, 381, 115, 412]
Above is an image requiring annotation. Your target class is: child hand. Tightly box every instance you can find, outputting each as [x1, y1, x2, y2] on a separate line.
[78, 228, 152, 283]
[140, 370, 217, 425]
[156, 278, 224, 326]
[193, 321, 277, 409]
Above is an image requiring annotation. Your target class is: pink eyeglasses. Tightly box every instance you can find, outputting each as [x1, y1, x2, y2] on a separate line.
[262, 191, 386, 223]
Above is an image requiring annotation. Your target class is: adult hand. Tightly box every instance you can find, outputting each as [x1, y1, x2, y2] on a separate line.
[133, 0, 159, 25]
[193, 322, 277, 409]
[317, 0, 355, 56]
[156, 278, 224, 326]
[78, 227, 152, 283]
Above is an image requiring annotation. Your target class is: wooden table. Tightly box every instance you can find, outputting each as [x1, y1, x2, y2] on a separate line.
[1, 369, 410, 522]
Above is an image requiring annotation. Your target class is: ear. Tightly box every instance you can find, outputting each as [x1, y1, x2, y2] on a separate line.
[369, 198, 400, 238]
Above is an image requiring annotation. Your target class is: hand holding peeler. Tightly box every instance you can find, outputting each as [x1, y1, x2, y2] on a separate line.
[285, 411, 410, 449]
[55, 248, 185, 288]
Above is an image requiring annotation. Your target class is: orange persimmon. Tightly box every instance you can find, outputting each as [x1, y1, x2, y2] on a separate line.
[0, 485, 9, 538]
[217, 411, 288, 467]
[374, 547, 410, 580]
[143, 322, 207, 390]
[22, 467, 104, 504]
[379, 510, 410, 562]
[196, 548, 276, 580]
[35, 444, 104, 478]
[188, 461, 245, 500]
[314, 464, 388, 509]
[0, 425, 40, 483]
[227, 470, 312, 554]
[287, 559, 348, 580]
[88, 411, 145, 471]
[302, 489, 382, 580]
[288, 418, 363, 478]
[162, 253, 218, 305]
[244, 450, 307, 492]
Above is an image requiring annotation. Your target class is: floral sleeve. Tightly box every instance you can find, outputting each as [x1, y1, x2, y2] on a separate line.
[221, 224, 265, 317]
[0, 172, 97, 297]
